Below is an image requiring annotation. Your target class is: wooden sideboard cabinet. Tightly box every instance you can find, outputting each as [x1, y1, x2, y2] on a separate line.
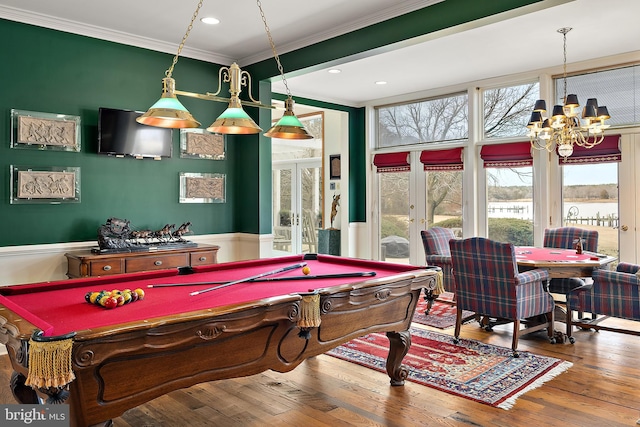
[65, 245, 220, 278]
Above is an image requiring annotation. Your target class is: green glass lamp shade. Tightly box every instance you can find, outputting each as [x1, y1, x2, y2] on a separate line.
[207, 107, 262, 134]
[264, 98, 314, 139]
[137, 78, 200, 128]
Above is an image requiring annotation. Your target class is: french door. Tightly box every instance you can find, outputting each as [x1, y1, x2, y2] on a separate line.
[376, 152, 427, 265]
[272, 159, 322, 255]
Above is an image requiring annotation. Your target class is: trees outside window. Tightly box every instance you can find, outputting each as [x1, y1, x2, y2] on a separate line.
[377, 93, 468, 148]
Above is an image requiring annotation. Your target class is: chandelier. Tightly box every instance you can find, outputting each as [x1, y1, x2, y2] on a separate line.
[527, 27, 611, 159]
[137, 0, 313, 139]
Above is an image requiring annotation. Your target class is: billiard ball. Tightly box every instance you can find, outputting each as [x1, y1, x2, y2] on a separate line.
[103, 297, 118, 309]
[302, 266, 311, 275]
[134, 288, 145, 300]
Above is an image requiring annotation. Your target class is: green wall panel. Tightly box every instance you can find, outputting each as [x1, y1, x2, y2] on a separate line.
[0, 19, 235, 246]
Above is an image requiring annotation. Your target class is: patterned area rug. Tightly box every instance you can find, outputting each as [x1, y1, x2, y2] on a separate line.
[413, 298, 475, 329]
[327, 328, 572, 409]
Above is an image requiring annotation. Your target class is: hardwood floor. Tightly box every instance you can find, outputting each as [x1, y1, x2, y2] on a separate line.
[1, 318, 639, 426]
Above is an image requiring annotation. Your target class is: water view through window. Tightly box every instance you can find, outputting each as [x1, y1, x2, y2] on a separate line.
[563, 163, 619, 259]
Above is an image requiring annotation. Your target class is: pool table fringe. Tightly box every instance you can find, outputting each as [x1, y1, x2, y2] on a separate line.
[298, 293, 321, 339]
[434, 270, 445, 295]
[26, 336, 75, 390]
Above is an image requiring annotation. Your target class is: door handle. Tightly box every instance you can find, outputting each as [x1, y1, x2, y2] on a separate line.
[621, 225, 629, 231]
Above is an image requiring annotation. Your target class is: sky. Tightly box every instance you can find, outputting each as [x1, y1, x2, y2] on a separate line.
[563, 163, 618, 186]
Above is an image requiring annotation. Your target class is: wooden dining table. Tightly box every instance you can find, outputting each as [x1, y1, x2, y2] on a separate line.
[514, 246, 616, 278]
[514, 246, 617, 342]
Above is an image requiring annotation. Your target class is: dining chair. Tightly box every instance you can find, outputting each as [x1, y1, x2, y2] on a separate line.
[420, 227, 456, 313]
[543, 227, 599, 318]
[566, 262, 640, 342]
[450, 237, 555, 357]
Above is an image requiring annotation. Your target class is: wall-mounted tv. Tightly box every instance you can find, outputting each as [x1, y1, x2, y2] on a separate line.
[98, 107, 173, 159]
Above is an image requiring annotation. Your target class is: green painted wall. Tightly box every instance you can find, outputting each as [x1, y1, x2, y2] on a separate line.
[0, 0, 545, 246]
[0, 19, 235, 246]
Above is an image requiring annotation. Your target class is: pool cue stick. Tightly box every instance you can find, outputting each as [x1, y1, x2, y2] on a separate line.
[188, 262, 307, 296]
[148, 271, 376, 288]
[250, 271, 377, 282]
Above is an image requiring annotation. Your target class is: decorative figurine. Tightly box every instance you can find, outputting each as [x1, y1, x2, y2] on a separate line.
[330, 194, 340, 229]
[95, 217, 194, 253]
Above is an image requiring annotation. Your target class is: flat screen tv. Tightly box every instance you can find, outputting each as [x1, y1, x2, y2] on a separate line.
[98, 107, 173, 159]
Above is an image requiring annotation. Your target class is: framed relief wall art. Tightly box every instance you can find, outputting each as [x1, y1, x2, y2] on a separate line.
[329, 154, 341, 179]
[179, 172, 226, 203]
[10, 166, 81, 204]
[180, 129, 225, 160]
[11, 109, 81, 152]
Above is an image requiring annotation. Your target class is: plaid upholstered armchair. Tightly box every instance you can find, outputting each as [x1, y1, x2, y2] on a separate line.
[421, 227, 456, 313]
[543, 227, 599, 295]
[450, 237, 556, 357]
[566, 262, 640, 342]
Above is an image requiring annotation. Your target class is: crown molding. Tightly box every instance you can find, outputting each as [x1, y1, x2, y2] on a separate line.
[237, 0, 443, 66]
[0, 5, 235, 65]
[0, 1, 442, 68]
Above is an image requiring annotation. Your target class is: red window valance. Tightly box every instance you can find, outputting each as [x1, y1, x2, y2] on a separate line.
[480, 142, 533, 168]
[559, 135, 621, 164]
[373, 152, 410, 173]
[419, 148, 464, 171]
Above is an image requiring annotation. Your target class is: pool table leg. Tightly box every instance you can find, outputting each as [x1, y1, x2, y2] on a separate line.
[385, 330, 411, 386]
[10, 372, 39, 404]
[423, 288, 436, 315]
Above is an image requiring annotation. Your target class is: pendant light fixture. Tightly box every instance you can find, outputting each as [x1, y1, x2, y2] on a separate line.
[527, 28, 611, 159]
[137, 0, 312, 139]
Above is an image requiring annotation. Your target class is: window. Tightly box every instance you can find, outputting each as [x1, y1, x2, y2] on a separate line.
[420, 148, 463, 233]
[374, 152, 411, 263]
[483, 82, 539, 139]
[481, 142, 534, 245]
[556, 64, 640, 127]
[561, 135, 621, 259]
[376, 92, 468, 148]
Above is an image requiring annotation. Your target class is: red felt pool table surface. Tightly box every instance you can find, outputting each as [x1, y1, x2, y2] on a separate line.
[0, 254, 420, 337]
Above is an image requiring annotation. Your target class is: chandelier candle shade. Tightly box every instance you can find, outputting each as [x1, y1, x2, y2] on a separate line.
[137, 0, 312, 139]
[527, 27, 611, 159]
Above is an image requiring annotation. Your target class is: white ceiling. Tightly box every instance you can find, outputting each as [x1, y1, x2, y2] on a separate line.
[1, 0, 639, 107]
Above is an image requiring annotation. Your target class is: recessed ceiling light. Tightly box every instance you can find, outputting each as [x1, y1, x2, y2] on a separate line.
[200, 17, 220, 25]
[375, 81, 387, 85]
[328, 69, 341, 74]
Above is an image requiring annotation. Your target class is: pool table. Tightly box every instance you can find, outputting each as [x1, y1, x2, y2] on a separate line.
[0, 254, 437, 427]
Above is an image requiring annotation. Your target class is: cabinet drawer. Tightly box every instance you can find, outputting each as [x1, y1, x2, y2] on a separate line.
[125, 253, 189, 273]
[190, 250, 218, 266]
[89, 260, 124, 276]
